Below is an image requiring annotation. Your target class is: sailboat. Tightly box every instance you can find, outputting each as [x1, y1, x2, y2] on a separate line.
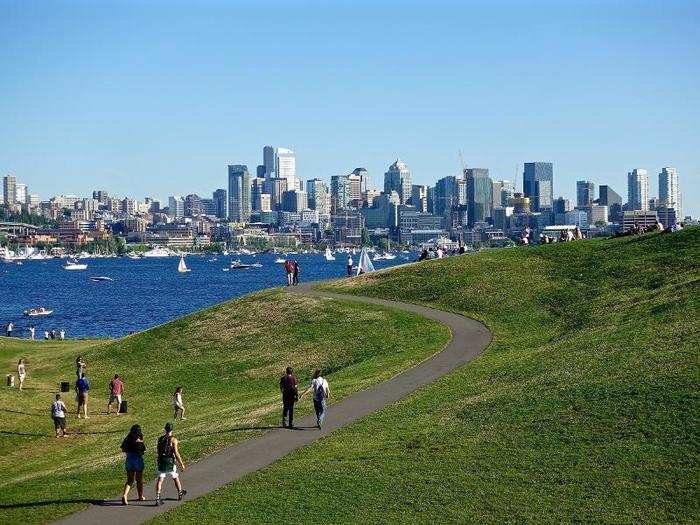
[177, 255, 191, 273]
[356, 247, 375, 275]
[324, 247, 336, 261]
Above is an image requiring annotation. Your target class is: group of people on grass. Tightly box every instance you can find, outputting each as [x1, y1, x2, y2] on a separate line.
[3, 322, 67, 340]
[39, 356, 329, 506]
[283, 259, 301, 286]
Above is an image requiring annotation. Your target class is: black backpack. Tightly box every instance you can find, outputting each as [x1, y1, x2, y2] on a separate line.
[157, 435, 174, 460]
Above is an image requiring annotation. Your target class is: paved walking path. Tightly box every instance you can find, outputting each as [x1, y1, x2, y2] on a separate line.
[56, 283, 491, 525]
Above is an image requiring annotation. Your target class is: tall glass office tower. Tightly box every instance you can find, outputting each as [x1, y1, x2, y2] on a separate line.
[523, 162, 553, 211]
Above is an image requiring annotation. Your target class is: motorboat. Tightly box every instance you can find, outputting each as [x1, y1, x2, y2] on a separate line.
[63, 260, 88, 270]
[126, 252, 142, 259]
[177, 255, 191, 273]
[274, 257, 286, 264]
[230, 260, 253, 269]
[90, 276, 114, 282]
[24, 307, 53, 317]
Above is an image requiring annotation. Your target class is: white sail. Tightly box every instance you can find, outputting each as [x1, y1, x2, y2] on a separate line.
[325, 247, 335, 261]
[178, 255, 190, 273]
[356, 247, 375, 275]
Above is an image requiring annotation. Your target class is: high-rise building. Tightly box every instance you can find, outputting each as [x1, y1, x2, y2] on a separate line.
[598, 185, 622, 207]
[523, 162, 553, 211]
[213, 189, 227, 219]
[553, 197, 572, 214]
[263, 146, 298, 191]
[659, 167, 681, 217]
[281, 190, 307, 212]
[307, 179, 330, 217]
[250, 177, 266, 211]
[351, 168, 370, 193]
[15, 183, 28, 205]
[627, 168, 649, 211]
[228, 164, 252, 222]
[434, 176, 464, 217]
[576, 180, 595, 207]
[92, 190, 109, 204]
[331, 174, 350, 212]
[464, 168, 493, 227]
[410, 184, 428, 212]
[200, 198, 216, 217]
[269, 177, 288, 211]
[184, 194, 202, 217]
[168, 195, 185, 218]
[3, 175, 17, 206]
[384, 159, 412, 204]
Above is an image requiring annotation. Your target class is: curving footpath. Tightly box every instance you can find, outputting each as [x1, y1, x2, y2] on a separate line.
[56, 283, 491, 525]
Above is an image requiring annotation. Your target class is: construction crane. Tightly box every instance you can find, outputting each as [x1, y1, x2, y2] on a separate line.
[458, 149, 466, 176]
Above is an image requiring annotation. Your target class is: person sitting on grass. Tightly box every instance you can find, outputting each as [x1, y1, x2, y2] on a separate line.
[173, 386, 186, 420]
[155, 423, 187, 506]
[51, 393, 67, 438]
[121, 424, 146, 505]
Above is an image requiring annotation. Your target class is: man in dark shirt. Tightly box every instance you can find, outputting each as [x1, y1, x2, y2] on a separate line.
[279, 367, 298, 428]
[75, 373, 90, 419]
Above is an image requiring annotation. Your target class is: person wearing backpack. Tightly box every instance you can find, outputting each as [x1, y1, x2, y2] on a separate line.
[154, 422, 186, 506]
[300, 369, 330, 429]
[51, 393, 68, 437]
[107, 374, 124, 415]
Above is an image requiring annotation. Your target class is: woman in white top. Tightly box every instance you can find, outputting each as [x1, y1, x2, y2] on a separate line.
[17, 359, 26, 390]
[172, 386, 186, 420]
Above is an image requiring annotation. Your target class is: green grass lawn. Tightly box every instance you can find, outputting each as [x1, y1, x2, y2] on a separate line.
[0, 289, 449, 524]
[155, 228, 699, 524]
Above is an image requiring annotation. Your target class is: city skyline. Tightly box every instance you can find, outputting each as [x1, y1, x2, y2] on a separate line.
[1, 1, 698, 215]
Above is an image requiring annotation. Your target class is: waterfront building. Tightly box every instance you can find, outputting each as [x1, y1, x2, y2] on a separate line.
[576, 180, 595, 207]
[228, 164, 252, 222]
[523, 162, 553, 211]
[213, 189, 227, 219]
[465, 168, 493, 227]
[659, 167, 681, 217]
[3, 175, 17, 206]
[627, 168, 649, 211]
[384, 159, 412, 204]
[410, 185, 428, 212]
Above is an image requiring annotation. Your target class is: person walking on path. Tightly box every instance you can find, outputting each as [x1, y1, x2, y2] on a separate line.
[17, 359, 26, 391]
[172, 386, 186, 420]
[300, 369, 330, 429]
[75, 373, 90, 419]
[347, 255, 353, 276]
[292, 260, 300, 286]
[51, 393, 67, 437]
[121, 424, 146, 505]
[279, 367, 299, 428]
[75, 356, 86, 379]
[5, 321, 13, 337]
[29, 325, 36, 340]
[284, 260, 294, 286]
[107, 374, 124, 415]
[155, 423, 187, 506]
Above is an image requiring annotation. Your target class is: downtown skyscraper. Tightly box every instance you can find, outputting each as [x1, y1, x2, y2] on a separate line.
[523, 162, 553, 211]
[659, 167, 681, 217]
[263, 146, 299, 192]
[465, 168, 493, 227]
[228, 165, 251, 222]
[384, 159, 412, 205]
[627, 168, 649, 211]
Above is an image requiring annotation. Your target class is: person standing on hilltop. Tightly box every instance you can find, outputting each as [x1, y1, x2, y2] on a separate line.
[292, 260, 300, 286]
[29, 325, 36, 340]
[347, 255, 353, 276]
[155, 423, 187, 506]
[5, 321, 13, 337]
[75, 356, 86, 379]
[17, 359, 27, 391]
[280, 367, 299, 429]
[51, 393, 68, 438]
[284, 260, 294, 286]
[107, 374, 124, 415]
[172, 386, 186, 420]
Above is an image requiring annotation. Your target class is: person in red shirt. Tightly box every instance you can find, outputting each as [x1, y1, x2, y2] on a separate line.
[283, 260, 294, 286]
[107, 374, 125, 415]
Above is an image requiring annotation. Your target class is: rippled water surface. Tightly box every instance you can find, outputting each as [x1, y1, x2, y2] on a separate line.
[0, 253, 408, 338]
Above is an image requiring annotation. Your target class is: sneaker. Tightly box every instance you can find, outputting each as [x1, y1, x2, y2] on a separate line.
[121, 496, 128, 506]
[155, 495, 164, 506]
[178, 490, 187, 501]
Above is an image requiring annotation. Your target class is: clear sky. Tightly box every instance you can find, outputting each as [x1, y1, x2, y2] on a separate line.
[1, 0, 698, 214]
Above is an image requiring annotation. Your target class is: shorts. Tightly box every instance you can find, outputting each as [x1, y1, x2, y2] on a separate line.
[77, 393, 88, 405]
[157, 462, 178, 479]
[109, 393, 122, 405]
[125, 453, 144, 472]
[18, 373, 26, 382]
[53, 416, 66, 430]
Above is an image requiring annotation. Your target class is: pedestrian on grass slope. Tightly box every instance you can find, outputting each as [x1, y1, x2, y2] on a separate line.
[17, 358, 26, 390]
[300, 369, 330, 429]
[284, 260, 294, 286]
[173, 386, 186, 420]
[155, 423, 187, 506]
[121, 424, 146, 505]
[292, 260, 300, 286]
[51, 393, 67, 437]
[75, 372, 90, 419]
[107, 374, 124, 415]
[280, 366, 299, 428]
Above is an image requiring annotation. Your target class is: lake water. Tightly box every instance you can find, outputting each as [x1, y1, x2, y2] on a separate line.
[0, 252, 409, 338]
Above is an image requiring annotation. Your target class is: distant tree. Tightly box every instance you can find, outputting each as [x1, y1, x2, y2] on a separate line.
[114, 236, 127, 255]
[361, 228, 372, 247]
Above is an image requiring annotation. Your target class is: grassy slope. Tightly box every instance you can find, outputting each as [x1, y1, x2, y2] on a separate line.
[156, 229, 699, 524]
[0, 289, 449, 524]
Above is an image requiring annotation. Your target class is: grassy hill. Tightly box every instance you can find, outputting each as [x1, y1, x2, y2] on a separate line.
[156, 229, 699, 523]
[0, 289, 449, 524]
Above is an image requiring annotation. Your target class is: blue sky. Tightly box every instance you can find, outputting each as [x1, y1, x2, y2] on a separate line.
[1, 0, 698, 214]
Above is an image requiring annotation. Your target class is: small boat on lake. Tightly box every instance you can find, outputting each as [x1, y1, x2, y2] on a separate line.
[230, 260, 253, 269]
[177, 255, 191, 273]
[90, 276, 114, 282]
[324, 247, 336, 261]
[63, 260, 88, 270]
[24, 307, 53, 317]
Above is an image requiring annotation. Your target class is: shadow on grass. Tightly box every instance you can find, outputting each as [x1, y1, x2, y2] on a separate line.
[0, 498, 101, 510]
[0, 408, 46, 416]
[0, 429, 122, 437]
[191, 424, 318, 437]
